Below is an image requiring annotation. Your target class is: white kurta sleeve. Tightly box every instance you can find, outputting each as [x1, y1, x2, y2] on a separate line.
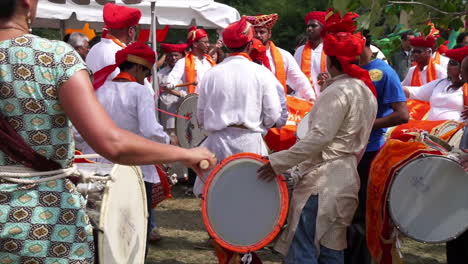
[401, 66, 415, 87]
[166, 58, 186, 86]
[269, 87, 348, 174]
[137, 87, 170, 144]
[283, 50, 316, 101]
[274, 81, 288, 128]
[293, 46, 304, 66]
[262, 75, 283, 129]
[196, 75, 207, 128]
[407, 79, 441, 102]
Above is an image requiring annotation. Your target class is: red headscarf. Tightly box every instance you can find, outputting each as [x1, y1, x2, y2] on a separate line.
[245, 14, 279, 29]
[103, 3, 142, 29]
[437, 41, 449, 55]
[93, 42, 155, 90]
[250, 38, 271, 69]
[322, 9, 377, 97]
[445, 46, 468, 63]
[304, 11, 326, 25]
[410, 35, 436, 48]
[160, 43, 188, 54]
[186, 26, 208, 46]
[222, 17, 254, 49]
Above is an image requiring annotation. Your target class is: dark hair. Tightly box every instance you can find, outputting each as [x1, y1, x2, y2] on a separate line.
[63, 34, 71, 43]
[401, 31, 415, 41]
[118, 61, 138, 72]
[89, 36, 102, 49]
[0, 0, 17, 19]
[329, 56, 343, 71]
[208, 44, 225, 63]
[457, 32, 468, 44]
[362, 30, 372, 47]
[227, 41, 251, 53]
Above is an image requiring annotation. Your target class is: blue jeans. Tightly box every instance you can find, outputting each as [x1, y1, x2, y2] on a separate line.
[285, 195, 344, 264]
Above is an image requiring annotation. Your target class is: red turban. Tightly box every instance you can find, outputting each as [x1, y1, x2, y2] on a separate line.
[250, 38, 271, 69]
[445, 46, 468, 63]
[304, 11, 326, 25]
[437, 41, 449, 55]
[187, 27, 208, 46]
[103, 3, 142, 29]
[160, 43, 188, 54]
[410, 35, 436, 48]
[245, 14, 279, 29]
[222, 17, 254, 49]
[321, 9, 359, 36]
[93, 42, 155, 90]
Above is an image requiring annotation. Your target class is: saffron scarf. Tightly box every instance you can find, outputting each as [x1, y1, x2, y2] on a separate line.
[463, 83, 468, 107]
[228, 52, 253, 61]
[269, 41, 287, 93]
[184, 52, 216, 94]
[301, 42, 327, 88]
[105, 34, 126, 48]
[410, 57, 437, 86]
[433, 51, 441, 65]
[113, 72, 137, 82]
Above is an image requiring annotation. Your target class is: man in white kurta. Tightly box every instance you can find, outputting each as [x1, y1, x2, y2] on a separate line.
[193, 17, 284, 197]
[246, 14, 316, 101]
[401, 62, 447, 87]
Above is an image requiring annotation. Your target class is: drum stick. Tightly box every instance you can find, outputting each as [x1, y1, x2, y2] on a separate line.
[175, 81, 198, 88]
[199, 160, 210, 170]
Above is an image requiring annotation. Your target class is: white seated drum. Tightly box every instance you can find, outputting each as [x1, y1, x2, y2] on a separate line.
[176, 94, 208, 149]
[296, 111, 311, 140]
[388, 154, 468, 243]
[75, 162, 147, 263]
[202, 153, 289, 252]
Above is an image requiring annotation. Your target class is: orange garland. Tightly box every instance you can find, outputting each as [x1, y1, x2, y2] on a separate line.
[185, 52, 216, 94]
[269, 41, 287, 94]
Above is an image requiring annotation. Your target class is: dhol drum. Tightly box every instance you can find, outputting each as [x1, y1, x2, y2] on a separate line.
[387, 139, 468, 243]
[202, 153, 289, 253]
[175, 94, 208, 149]
[296, 111, 311, 140]
[74, 161, 148, 264]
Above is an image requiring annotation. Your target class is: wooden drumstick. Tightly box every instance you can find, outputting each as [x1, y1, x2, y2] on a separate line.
[175, 81, 198, 88]
[199, 160, 210, 170]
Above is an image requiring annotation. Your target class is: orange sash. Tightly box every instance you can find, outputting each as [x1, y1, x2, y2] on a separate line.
[228, 52, 253, 61]
[410, 57, 437, 87]
[406, 99, 430, 120]
[264, 96, 313, 151]
[269, 41, 287, 93]
[301, 42, 327, 89]
[113, 72, 137, 82]
[463, 83, 468, 107]
[433, 51, 441, 65]
[105, 34, 126, 48]
[185, 52, 216, 94]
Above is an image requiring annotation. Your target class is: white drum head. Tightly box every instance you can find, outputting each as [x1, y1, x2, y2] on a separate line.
[175, 94, 208, 149]
[202, 154, 288, 252]
[389, 155, 468, 243]
[296, 112, 310, 140]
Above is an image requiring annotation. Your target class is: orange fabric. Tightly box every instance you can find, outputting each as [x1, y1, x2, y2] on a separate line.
[406, 99, 430, 120]
[410, 57, 437, 87]
[301, 42, 327, 93]
[367, 135, 443, 263]
[73, 150, 95, 164]
[434, 51, 441, 65]
[105, 34, 126, 48]
[212, 241, 263, 264]
[269, 41, 287, 93]
[112, 72, 137, 82]
[264, 96, 313, 151]
[388, 119, 446, 139]
[439, 122, 465, 141]
[463, 83, 468, 107]
[228, 52, 253, 61]
[185, 52, 216, 94]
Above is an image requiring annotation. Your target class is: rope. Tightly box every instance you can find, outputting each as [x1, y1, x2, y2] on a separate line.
[155, 107, 190, 120]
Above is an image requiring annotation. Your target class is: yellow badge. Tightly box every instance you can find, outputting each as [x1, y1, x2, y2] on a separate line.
[369, 69, 383, 82]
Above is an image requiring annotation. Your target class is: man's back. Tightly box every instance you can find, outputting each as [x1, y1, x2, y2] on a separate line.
[86, 38, 122, 74]
[197, 55, 282, 132]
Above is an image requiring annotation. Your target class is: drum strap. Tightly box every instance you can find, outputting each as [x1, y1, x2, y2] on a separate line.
[0, 111, 61, 172]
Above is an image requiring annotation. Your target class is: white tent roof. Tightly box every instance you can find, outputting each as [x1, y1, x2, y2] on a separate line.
[33, 0, 240, 29]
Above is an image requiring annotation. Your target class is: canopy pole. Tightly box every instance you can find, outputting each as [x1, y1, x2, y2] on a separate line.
[151, 1, 159, 95]
[60, 20, 65, 40]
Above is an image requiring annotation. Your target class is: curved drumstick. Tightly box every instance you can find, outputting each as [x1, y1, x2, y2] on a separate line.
[175, 81, 198, 88]
[199, 160, 210, 170]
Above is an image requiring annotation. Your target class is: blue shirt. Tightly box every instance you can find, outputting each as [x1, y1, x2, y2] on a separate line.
[361, 59, 407, 152]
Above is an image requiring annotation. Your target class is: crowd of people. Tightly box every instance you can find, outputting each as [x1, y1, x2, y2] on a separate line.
[0, 0, 468, 264]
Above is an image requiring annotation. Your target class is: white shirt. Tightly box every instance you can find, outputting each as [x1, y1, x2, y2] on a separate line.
[294, 43, 325, 97]
[401, 63, 447, 87]
[408, 78, 464, 121]
[81, 81, 170, 183]
[158, 66, 185, 129]
[267, 45, 316, 101]
[197, 55, 283, 133]
[433, 52, 449, 71]
[86, 38, 122, 78]
[166, 55, 214, 93]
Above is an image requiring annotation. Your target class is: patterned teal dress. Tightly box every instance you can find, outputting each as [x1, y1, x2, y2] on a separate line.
[0, 34, 94, 263]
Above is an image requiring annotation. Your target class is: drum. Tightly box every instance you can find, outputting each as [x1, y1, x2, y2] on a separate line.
[75, 162, 148, 264]
[296, 111, 311, 140]
[175, 94, 208, 149]
[388, 154, 468, 243]
[202, 153, 289, 253]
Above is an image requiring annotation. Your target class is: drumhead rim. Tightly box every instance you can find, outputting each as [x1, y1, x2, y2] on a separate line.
[175, 94, 206, 149]
[388, 154, 468, 243]
[201, 152, 289, 253]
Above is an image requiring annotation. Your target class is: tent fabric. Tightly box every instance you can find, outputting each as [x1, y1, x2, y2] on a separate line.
[34, 0, 241, 30]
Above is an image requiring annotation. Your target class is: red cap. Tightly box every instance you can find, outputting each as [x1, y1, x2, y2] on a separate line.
[187, 27, 208, 46]
[245, 14, 279, 29]
[103, 3, 142, 29]
[160, 43, 188, 54]
[222, 17, 254, 49]
[410, 35, 436, 48]
[445, 46, 468, 63]
[321, 8, 359, 37]
[437, 41, 449, 55]
[93, 42, 155, 90]
[304, 11, 326, 25]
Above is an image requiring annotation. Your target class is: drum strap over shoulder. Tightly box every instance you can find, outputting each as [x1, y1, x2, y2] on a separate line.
[0, 111, 61, 171]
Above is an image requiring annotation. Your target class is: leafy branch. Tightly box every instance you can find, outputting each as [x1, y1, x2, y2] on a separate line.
[388, 1, 468, 16]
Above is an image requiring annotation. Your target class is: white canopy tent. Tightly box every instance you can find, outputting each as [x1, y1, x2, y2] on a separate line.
[33, 0, 241, 30]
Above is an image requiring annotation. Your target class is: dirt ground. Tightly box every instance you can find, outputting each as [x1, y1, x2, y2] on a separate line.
[146, 185, 447, 264]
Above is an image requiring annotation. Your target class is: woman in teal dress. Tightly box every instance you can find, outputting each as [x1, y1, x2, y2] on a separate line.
[0, 0, 216, 263]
